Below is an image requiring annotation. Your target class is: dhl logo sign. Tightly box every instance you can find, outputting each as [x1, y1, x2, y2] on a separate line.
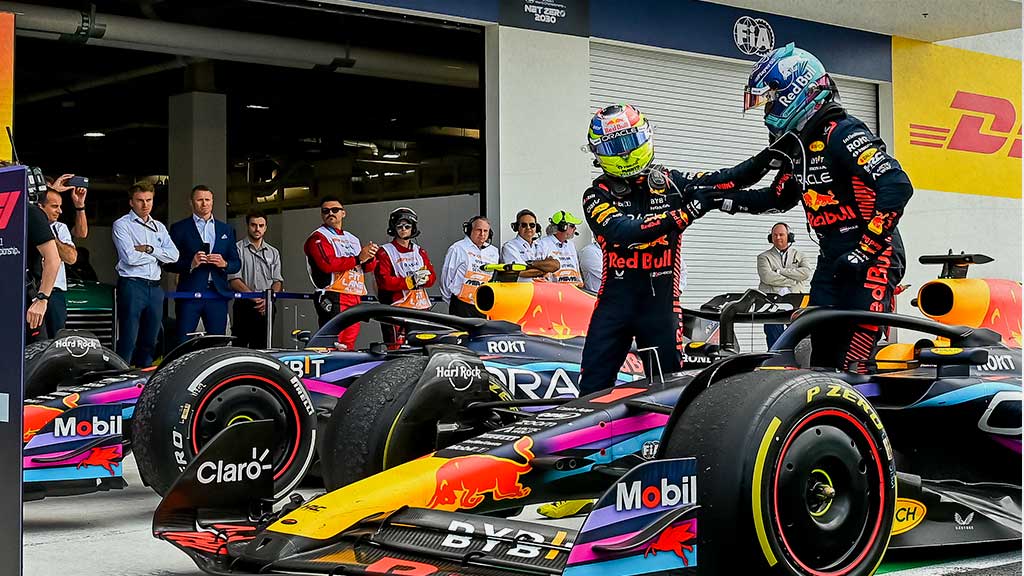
[892, 37, 1021, 198]
[909, 91, 1021, 159]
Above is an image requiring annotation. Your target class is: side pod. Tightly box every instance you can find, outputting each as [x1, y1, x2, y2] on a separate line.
[152, 420, 275, 574]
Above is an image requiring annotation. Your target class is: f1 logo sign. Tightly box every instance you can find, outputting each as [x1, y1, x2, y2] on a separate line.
[0, 190, 19, 230]
[910, 91, 1021, 158]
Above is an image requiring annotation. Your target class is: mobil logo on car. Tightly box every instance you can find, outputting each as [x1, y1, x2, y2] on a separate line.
[614, 458, 699, 512]
[52, 404, 123, 438]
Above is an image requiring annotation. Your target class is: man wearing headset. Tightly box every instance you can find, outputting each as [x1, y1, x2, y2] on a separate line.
[500, 209, 558, 280]
[758, 222, 812, 347]
[703, 44, 912, 371]
[440, 216, 499, 318]
[537, 210, 584, 286]
[375, 207, 436, 345]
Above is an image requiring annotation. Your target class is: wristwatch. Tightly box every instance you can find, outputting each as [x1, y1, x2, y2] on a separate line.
[34, 292, 49, 302]
[74, 206, 86, 211]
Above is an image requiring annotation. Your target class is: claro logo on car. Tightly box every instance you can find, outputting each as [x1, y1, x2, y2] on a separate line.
[197, 447, 271, 485]
[616, 476, 697, 512]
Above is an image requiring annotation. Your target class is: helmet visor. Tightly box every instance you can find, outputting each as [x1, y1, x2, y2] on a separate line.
[592, 125, 651, 157]
[743, 85, 775, 112]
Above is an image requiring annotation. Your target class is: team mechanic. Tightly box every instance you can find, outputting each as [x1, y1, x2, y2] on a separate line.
[578, 104, 789, 396]
[703, 44, 913, 371]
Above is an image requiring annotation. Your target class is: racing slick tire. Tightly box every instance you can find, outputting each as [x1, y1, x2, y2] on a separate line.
[321, 355, 514, 492]
[132, 347, 317, 499]
[663, 369, 895, 576]
[24, 335, 128, 399]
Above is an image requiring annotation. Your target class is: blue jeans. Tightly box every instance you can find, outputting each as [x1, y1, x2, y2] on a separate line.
[116, 277, 164, 367]
[765, 323, 787, 349]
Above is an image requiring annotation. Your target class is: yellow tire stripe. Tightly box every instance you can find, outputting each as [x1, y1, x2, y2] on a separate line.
[382, 407, 405, 470]
[753, 416, 782, 567]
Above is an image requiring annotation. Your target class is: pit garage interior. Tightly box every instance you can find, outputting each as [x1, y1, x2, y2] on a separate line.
[10, 0, 484, 347]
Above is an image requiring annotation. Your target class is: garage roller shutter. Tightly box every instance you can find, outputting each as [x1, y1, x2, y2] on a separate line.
[589, 40, 879, 352]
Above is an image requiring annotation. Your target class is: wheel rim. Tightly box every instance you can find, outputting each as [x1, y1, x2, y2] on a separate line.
[190, 375, 303, 482]
[772, 409, 886, 576]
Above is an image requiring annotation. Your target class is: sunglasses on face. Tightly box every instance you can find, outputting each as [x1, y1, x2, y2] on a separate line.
[321, 207, 344, 215]
[395, 223, 413, 230]
[518, 222, 538, 229]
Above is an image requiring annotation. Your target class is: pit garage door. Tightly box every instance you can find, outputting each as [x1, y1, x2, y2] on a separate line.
[589, 40, 879, 352]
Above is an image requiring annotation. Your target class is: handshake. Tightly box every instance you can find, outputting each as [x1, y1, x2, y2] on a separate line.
[411, 268, 432, 288]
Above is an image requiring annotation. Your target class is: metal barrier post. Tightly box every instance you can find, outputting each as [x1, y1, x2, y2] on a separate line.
[265, 288, 274, 349]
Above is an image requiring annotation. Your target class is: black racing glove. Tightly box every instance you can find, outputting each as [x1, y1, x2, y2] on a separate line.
[752, 146, 794, 173]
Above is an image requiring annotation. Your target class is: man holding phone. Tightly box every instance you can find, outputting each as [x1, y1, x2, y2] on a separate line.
[169, 184, 241, 344]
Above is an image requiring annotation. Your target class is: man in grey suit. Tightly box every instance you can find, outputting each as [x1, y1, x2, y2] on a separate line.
[758, 222, 812, 348]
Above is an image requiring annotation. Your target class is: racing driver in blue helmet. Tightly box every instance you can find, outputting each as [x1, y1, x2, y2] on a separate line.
[699, 43, 914, 372]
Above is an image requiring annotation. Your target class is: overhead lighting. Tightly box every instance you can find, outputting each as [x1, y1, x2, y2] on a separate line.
[246, 104, 270, 110]
[83, 132, 106, 138]
[382, 152, 401, 159]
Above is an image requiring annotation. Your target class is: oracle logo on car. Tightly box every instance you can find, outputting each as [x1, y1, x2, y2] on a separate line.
[197, 447, 271, 484]
[616, 476, 697, 511]
[53, 415, 122, 438]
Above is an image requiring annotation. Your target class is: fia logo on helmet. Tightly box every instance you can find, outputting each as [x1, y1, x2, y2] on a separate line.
[734, 16, 775, 56]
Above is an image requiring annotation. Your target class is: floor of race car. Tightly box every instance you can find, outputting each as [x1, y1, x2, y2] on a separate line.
[23, 456, 1023, 576]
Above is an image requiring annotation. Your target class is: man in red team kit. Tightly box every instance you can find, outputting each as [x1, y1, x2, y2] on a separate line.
[374, 207, 436, 345]
[303, 196, 378, 350]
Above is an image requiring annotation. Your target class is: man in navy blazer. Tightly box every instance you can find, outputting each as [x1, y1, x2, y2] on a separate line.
[169, 184, 241, 344]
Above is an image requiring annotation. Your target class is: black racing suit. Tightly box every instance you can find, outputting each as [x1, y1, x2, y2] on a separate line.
[579, 159, 771, 395]
[717, 104, 914, 370]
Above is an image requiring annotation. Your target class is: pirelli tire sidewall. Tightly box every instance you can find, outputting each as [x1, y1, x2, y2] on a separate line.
[132, 347, 317, 499]
[664, 369, 895, 576]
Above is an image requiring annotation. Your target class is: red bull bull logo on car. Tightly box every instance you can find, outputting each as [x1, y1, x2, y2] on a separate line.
[427, 436, 534, 510]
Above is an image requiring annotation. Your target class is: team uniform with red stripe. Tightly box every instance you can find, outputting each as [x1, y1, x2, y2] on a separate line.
[303, 226, 377, 350]
[717, 104, 914, 371]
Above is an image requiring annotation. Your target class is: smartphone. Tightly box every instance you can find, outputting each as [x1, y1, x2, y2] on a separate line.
[67, 175, 89, 188]
[201, 242, 211, 254]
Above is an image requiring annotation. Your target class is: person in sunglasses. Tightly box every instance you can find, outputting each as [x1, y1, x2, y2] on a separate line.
[500, 209, 557, 280]
[374, 207, 436, 346]
[303, 196, 378, 350]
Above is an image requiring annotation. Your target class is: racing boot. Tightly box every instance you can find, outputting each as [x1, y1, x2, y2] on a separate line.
[536, 499, 594, 519]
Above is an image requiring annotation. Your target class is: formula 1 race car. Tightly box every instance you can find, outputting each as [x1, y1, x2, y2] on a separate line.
[151, 252, 1021, 576]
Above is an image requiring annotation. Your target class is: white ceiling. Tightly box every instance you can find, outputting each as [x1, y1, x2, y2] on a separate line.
[704, 0, 1022, 41]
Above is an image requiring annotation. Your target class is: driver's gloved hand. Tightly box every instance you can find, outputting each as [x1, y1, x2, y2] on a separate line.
[674, 190, 721, 225]
[835, 248, 873, 278]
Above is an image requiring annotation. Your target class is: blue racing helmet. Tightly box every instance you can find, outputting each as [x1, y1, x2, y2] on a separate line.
[743, 43, 836, 138]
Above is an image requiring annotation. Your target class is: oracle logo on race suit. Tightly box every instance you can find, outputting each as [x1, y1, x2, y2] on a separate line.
[910, 91, 1021, 158]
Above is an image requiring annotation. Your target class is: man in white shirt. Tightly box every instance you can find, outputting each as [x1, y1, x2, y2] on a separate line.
[500, 209, 557, 280]
[112, 182, 180, 366]
[758, 222, 812, 347]
[441, 216, 499, 318]
[537, 210, 583, 286]
[578, 240, 602, 292]
[37, 189, 77, 336]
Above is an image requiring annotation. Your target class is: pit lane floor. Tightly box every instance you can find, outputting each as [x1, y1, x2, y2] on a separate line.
[23, 456, 1023, 576]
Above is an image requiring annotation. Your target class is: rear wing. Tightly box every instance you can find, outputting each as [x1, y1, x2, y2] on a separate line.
[919, 251, 994, 279]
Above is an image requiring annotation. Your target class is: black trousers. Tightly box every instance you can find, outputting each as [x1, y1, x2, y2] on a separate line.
[808, 246, 905, 372]
[43, 288, 67, 338]
[578, 282, 682, 396]
[233, 299, 275, 349]
[448, 298, 485, 319]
